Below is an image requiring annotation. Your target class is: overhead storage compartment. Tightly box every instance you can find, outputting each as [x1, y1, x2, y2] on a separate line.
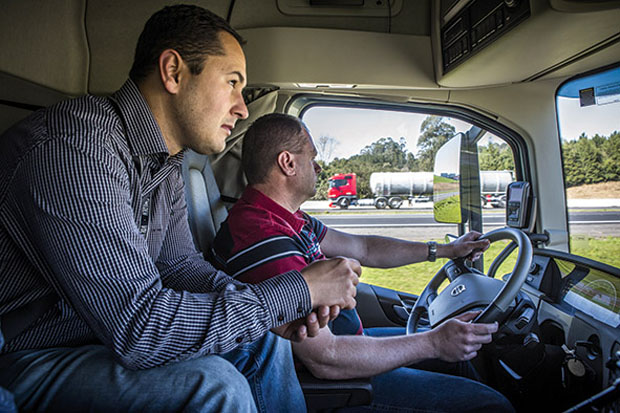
[432, 0, 620, 87]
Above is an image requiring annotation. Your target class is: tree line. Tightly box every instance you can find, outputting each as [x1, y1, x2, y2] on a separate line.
[562, 131, 620, 187]
[313, 115, 619, 200]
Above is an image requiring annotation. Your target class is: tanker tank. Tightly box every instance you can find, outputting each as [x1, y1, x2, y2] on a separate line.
[480, 170, 513, 194]
[369, 171, 513, 197]
[369, 172, 434, 197]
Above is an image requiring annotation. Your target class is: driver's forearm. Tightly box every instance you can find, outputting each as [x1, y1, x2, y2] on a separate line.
[359, 236, 458, 267]
[357, 236, 429, 268]
[293, 331, 437, 380]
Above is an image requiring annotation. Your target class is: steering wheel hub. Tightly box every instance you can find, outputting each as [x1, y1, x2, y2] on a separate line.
[428, 272, 506, 328]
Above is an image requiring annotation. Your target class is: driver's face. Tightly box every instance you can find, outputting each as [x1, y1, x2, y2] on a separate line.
[296, 132, 322, 200]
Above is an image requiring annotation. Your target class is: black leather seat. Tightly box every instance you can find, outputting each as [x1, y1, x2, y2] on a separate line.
[298, 368, 373, 412]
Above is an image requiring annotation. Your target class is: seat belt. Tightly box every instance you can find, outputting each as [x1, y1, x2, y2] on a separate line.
[0, 293, 57, 343]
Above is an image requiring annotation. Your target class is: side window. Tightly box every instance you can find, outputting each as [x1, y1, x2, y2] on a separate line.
[556, 65, 620, 269]
[301, 105, 516, 294]
[477, 132, 516, 215]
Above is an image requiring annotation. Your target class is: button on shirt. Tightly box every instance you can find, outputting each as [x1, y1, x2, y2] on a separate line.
[0, 80, 311, 369]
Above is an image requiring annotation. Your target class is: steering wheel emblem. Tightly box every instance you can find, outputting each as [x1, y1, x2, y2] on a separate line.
[451, 284, 466, 297]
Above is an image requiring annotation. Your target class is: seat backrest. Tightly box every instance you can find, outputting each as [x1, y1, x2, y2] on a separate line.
[181, 150, 228, 254]
[181, 89, 278, 254]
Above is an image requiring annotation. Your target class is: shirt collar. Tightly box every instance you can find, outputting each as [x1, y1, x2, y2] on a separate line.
[241, 186, 306, 233]
[111, 79, 171, 158]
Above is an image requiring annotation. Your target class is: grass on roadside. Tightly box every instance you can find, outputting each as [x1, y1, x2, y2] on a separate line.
[361, 237, 619, 296]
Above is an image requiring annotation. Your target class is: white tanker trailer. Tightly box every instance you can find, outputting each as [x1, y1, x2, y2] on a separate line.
[328, 171, 513, 209]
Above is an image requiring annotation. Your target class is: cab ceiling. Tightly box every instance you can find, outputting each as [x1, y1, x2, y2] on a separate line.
[0, 0, 619, 99]
[0, 0, 429, 97]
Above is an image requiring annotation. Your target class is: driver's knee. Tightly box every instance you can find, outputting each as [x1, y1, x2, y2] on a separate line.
[473, 384, 516, 413]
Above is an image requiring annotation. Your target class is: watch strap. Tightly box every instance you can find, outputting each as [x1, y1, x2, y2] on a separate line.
[426, 241, 437, 262]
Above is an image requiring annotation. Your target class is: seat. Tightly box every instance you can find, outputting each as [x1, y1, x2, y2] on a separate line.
[181, 150, 228, 252]
[298, 368, 373, 412]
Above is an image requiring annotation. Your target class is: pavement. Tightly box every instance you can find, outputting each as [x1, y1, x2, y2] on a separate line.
[300, 198, 620, 211]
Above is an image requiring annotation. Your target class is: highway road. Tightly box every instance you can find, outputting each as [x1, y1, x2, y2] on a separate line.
[312, 209, 620, 239]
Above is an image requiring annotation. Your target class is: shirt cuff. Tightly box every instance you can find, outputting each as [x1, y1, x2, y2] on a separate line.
[251, 270, 312, 328]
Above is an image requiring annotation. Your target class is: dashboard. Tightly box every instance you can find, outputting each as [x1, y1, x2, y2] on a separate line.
[521, 248, 620, 408]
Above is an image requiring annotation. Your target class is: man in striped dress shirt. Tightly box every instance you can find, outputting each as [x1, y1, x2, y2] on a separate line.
[0, 5, 360, 412]
[212, 113, 516, 413]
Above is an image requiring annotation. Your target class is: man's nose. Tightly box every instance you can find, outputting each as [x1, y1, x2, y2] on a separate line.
[233, 93, 249, 119]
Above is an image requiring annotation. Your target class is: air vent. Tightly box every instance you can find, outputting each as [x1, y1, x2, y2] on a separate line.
[440, 0, 530, 74]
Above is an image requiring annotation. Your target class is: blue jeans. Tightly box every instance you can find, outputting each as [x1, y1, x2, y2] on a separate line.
[0, 387, 16, 413]
[351, 327, 514, 412]
[0, 344, 255, 412]
[340, 367, 515, 413]
[0, 329, 17, 413]
[220, 332, 306, 413]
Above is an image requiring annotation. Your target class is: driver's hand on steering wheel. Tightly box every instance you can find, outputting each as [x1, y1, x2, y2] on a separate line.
[445, 231, 490, 261]
[428, 311, 498, 362]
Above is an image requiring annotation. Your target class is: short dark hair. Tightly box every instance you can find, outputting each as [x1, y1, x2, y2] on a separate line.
[242, 113, 310, 185]
[129, 4, 245, 82]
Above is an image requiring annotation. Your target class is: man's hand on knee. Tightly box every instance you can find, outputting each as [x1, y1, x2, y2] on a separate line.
[300, 257, 360, 310]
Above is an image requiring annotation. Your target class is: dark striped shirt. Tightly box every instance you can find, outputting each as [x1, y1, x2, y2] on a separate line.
[0, 80, 311, 369]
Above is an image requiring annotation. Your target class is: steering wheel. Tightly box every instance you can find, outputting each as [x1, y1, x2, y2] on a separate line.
[406, 227, 533, 334]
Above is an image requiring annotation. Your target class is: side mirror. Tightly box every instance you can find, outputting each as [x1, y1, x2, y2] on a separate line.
[433, 134, 463, 224]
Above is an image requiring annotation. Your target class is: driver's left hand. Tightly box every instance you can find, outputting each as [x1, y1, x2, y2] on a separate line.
[446, 231, 490, 261]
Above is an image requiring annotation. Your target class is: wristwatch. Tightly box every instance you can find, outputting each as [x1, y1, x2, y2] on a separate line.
[426, 241, 437, 262]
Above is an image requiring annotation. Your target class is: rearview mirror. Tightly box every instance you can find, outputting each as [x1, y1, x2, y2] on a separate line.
[433, 134, 463, 224]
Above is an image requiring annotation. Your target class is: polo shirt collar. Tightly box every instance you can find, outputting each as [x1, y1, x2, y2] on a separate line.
[241, 187, 306, 233]
[111, 79, 171, 159]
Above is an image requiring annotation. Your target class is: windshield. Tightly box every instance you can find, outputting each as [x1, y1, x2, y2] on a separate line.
[330, 179, 347, 188]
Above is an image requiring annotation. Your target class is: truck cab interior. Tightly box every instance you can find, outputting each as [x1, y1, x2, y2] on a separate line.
[1, 0, 619, 411]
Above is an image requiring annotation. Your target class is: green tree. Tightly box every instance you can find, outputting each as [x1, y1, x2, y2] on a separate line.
[358, 137, 408, 169]
[417, 116, 456, 171]
[602, 131, 620, 181]
[478, 141, 514, 171]
[562, 134, 605, 187]
[406, 152, 420, 171]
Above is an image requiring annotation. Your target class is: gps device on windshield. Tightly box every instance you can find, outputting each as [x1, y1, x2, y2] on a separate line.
[506, 181, 531, 228]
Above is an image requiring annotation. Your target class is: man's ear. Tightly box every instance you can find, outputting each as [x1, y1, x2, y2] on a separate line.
[158, 49, 185, 94]
[276, 151, 297, 177]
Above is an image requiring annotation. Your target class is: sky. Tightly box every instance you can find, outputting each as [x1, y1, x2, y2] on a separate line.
[302, 106, 474, 160]
[301, 98, 620, 162]
[557, 96, 620, 141]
